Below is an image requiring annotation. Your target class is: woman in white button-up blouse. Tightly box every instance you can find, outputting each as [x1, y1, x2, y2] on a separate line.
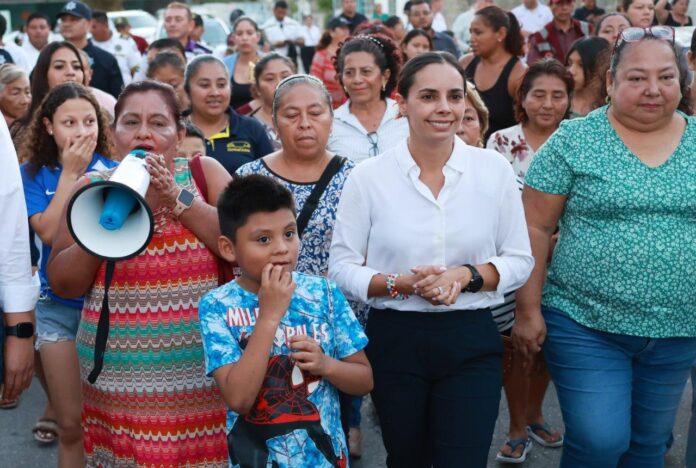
[329, 52, 534, 467]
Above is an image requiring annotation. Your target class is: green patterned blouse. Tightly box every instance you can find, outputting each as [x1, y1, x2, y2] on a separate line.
[525, 106, 696, 338]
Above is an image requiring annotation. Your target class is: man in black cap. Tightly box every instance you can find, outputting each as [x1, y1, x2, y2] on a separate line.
[58, 1, 123, 99]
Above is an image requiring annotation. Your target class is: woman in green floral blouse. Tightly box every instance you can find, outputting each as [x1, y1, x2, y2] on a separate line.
[513, 26, 696, 467]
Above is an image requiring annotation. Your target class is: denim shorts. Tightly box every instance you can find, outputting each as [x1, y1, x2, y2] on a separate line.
[35, 292, 81, 351]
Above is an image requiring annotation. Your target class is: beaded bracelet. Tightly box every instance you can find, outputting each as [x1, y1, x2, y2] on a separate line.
[386, 273, 409, 300]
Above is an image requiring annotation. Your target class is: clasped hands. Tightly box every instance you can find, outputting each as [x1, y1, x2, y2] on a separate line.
[396, 265, 472, 306]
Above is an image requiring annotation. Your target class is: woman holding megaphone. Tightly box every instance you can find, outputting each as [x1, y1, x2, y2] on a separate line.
[47, 80, 232, 466]
[19, 82, 116, 466]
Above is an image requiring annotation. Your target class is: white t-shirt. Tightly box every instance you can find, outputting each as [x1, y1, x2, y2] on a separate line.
[93, 33, 141, 85]
[261, 17, 303, 57]
[512, 3, 553, 34]
[301, 24, 321, 47]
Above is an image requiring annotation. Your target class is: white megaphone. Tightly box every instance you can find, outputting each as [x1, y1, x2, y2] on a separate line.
[67, 149, 154, 261]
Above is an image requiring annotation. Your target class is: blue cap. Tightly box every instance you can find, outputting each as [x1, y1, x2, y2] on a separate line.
[57, 1, 92, 21]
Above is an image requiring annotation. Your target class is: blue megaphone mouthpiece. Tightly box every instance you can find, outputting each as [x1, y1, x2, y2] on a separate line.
[98, 151, 147, 231]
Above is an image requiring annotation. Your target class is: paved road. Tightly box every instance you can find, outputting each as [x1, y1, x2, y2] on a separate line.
[1, 377, 692, 467]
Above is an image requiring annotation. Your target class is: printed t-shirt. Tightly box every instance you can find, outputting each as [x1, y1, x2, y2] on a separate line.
[525, 106, 696, 338]
[204, 107, 275, 175]
[20, 154, 117, 309]
[199, 272, 368, 468]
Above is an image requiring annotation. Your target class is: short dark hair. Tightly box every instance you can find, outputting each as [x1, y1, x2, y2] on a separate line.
[0, 14, 6, 37]
[384, 16, 402, 29]
[217, 175, 296, 242]
[397, 51, 466, 98]
[514, 58, 574, 123]
[92, 11, 108, 24]
[149, 38, 187, 59]
[193, 13, 203, 28]
[402, 28, 434, 61]
[253, 53, 295, 84]
[26, 12, 51, 28]
[274, 1, 289, 10]
[147, 51, 186, 78]
[115, 80, 183, 130]
[183, 121, 205, 142]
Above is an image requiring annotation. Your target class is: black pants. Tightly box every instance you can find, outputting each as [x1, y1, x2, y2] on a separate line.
[300, 46, 316, 73]
[366, 308, 502, 468]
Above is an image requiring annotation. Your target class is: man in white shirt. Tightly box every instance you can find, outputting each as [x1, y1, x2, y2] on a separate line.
[512, 0, 554, 36]
[91, 11, 140, 85]
[0, 15, 30, 72]
[261, 0, 304, 66]
[0, 113, 39, 405]
[431, 0, 448, 32]
[452, 0, 494, 53]
[21, 13, 53, 72]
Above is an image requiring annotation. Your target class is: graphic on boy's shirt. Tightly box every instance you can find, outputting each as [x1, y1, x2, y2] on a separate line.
[227, 335, 347, 468]
[228, 307, 330, 347]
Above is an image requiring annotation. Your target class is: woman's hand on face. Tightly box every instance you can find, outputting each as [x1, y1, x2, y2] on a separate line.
[412, 265, 467, 305]
[62, 133, 97, 177]
[145, 154, 178, 210]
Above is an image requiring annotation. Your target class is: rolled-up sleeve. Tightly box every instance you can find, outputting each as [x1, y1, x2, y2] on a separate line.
[485, 166, 534, 294]
[328, 172, 380, 303]
[0, 114, 40, 313]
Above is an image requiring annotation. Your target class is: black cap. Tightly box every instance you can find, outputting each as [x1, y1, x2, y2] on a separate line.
[57, 1, 92, 21]
[328, 16, 350, 30]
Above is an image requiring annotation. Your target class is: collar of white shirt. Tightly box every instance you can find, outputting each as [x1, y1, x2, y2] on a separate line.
[333, 97, 400, 133]
[393, 136, 469, 176]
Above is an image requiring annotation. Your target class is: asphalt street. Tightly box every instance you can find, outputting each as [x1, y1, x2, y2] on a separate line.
[1, 377, 692, 467]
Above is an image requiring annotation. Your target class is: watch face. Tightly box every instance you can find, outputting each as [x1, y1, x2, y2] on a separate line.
[178, 189, 195, 206]
[15, 322, 35, 338]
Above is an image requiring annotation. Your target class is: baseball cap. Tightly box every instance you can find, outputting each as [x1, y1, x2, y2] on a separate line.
[327, 16, 350, 30]
[57, 1, 92, 21]
[114, 17, 130, 27]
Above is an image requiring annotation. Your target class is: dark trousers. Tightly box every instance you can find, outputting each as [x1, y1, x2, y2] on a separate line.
[366, 308, 502, 468]
[300, 46, 316, 73]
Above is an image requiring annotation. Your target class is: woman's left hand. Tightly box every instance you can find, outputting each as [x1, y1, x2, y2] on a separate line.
[413, 265, 469, 305]
[145, 154, 178, 210]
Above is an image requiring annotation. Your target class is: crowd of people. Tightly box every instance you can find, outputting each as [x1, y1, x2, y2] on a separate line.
[0, 0, 695, 467]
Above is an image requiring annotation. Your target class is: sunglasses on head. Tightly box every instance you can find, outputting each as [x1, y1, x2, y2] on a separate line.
[614, 26, 675, 50]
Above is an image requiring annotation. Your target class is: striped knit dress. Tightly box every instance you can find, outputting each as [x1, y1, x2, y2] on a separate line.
[76, 160, 228, 467]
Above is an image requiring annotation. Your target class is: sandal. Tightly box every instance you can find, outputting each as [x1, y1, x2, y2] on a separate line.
[527, 422, 564, 448]
[32, 418, 58, 445]
[0, 398, 19, 409]
[495, 437, 532, 464]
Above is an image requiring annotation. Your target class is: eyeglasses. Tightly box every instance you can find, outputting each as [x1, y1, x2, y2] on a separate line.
[366, 132, 379, 157]
[614, 26, 675, 50]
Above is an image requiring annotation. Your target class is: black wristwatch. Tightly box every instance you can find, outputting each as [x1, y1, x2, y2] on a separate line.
[462, 264, 484, 293]
[5, 322, 34, 339]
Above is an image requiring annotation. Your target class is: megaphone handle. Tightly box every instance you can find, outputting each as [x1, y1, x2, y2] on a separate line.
[87, 260, 116, 384]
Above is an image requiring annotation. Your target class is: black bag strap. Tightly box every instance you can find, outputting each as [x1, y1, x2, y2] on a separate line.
[296, 156, 345, 238]
[87, 260, 116, 384]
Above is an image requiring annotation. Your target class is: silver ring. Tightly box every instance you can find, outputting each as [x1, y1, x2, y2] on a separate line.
[437, 286, 445, 295]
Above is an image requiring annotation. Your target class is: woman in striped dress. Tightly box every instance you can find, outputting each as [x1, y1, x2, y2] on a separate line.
[47, 80, 232, 467]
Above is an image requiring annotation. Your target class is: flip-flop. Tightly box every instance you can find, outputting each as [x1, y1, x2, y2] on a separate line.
[527, 422, 564, 448]
[495, 437, 532, 464]
[32, 418, 58, 445]
[0, 398, 19, 409]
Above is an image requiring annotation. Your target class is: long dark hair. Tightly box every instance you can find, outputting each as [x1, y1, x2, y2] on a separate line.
[12, 41, 85, 139]
[397, 51, 467, 98]
[475, 6, 524, 57]
[23, 82, 113, 176]
[401, 28, 433, 62]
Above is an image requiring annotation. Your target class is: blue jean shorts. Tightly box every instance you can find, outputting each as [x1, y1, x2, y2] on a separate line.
[35, 292, 81, 351]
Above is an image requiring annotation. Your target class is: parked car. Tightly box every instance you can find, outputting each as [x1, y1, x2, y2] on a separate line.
[107, 10, 158, 43]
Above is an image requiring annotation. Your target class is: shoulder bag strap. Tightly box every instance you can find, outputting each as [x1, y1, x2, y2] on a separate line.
[189, 155, 209, 203]
[87, 260, 116, 384]
[296, 156, 345, 238]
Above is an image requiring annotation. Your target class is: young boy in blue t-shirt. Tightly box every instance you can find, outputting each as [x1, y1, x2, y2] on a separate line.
[199, 175, 373, 468]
